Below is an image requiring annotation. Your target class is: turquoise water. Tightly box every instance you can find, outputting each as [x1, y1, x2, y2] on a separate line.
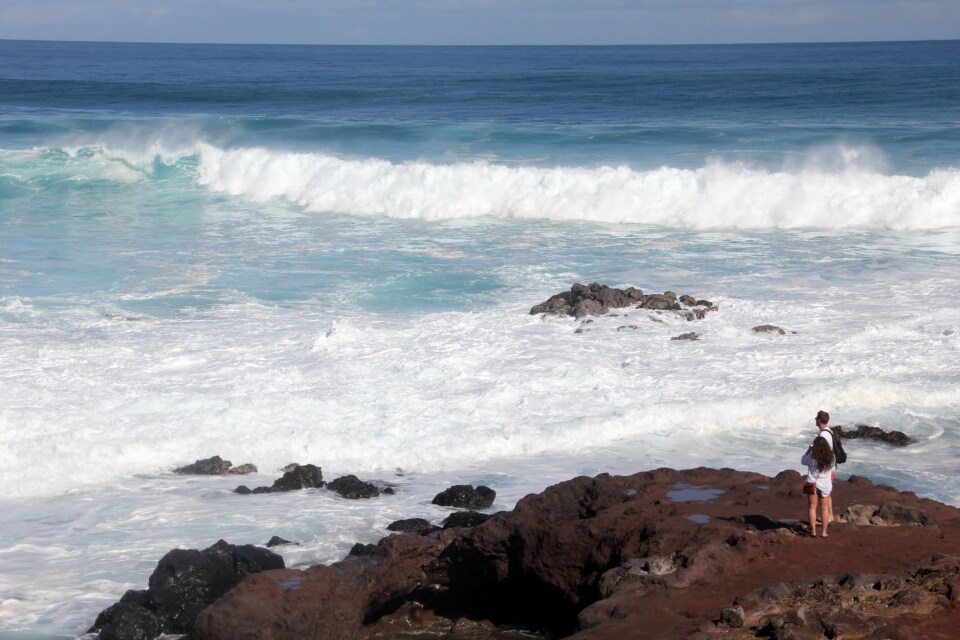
[1, 40, 959, 637]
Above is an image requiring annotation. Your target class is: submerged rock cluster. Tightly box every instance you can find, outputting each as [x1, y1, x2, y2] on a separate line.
[530, 282, 717, 322]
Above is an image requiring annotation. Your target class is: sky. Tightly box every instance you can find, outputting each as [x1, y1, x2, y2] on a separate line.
[0, 0, 958, 45]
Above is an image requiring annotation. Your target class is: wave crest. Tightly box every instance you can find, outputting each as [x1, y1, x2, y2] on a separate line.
[196, 144, 960, 229]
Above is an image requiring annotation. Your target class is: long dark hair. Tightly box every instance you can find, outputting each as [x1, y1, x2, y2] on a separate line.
[812, 436, 835, 472]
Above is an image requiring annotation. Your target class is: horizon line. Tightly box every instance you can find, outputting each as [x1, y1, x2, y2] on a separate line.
[2, 36, 958, 48]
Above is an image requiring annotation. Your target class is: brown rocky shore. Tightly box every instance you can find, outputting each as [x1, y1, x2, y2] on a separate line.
[183, 467, 959, 640]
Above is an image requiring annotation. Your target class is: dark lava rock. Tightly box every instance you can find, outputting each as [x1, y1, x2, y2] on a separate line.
[349, 542, 377, 557]
[272, 464, 325, 491]
[432, 484, 496, 510]
[442, 510, 493, 529]
[636, 292, 681, 311]
[877, 502, 929, 526]
[387, 518, 439, 535]
[236, 463, 325, 494]
[671, 332, 700, 341]
[174, 456, 232, 475]
[266, 536, 295, 547]
[834, 424, 913, 446]
[719, 605, 745, 628]
[90, 602, 161, 640]
[328, 475, 380, 499]
[174, 456, 256, 475]
[753, 324, 787, 335]
[530, 282, 645, 318]
[194, 469, 960, 640]
[89, 540, 283, 640]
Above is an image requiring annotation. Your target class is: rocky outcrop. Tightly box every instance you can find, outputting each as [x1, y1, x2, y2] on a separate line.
[671, 331, 700, 341]
[835, 423, 914, 446]
[265, 536, 296, 547]
[89, 540, 283, 640]
[752, 324, 791, 335]
[442, 510, 493, 529]
[388, 518, 440, 535]
[328, 474, 380, 499]
[234, 463, 324, 494]
[432, 484, 496, 510]
[706, 555, 960, 640]
[530, 283, 644, 318]
[530, 283, 717, 322]
[191, 468, 960, 640]
[173, 456, 256, 475]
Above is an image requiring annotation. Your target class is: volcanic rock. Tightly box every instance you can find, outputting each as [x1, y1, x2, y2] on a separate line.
[387, 518, 440, 535]
[90, 602, 160, 640]
[327, 474, 380, 499]
[89, 540, 283, 640]
[272, 463, 325, 491]
[834, 424, 913, 446]
[671, 332, 700, 341]
[530, 282, 644, 318]
[432, 484, 496, 510]
[442, 510, 493, 529]
[234, 463, 324, 494]
[192, 468, 960, 640]
[753, 324, 788, 335]
[349, 543, 377, 557]
[173, 456, 257, 475]
[265, 536, 295, 547]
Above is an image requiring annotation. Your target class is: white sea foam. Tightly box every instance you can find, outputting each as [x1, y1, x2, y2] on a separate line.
[3, 139, 960, 637]
[192, 143, 960, 229]
[1, 279, 957, 503]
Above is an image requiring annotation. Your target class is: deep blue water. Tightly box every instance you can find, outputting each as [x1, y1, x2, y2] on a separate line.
[1, 40, 959, 170]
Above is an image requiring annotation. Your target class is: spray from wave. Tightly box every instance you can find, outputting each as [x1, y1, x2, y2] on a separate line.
[4, 138, 960, 229]
[194, 143, 960, 229]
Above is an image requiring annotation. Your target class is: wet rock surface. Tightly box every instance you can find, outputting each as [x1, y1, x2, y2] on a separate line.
[234, 463, 324, 494]
[752, 324, 791, 335]
[442, 510, 494, 529]
[432, 484, 496, 510]
[328, 474, 380, 499]
[191, 468, 960, 640]
[834, 423, 914, 446]
[530, 283, 717, 321]
[530, 282, 644, 318]
[173, 455, 257, 475]
[89, 540, 283, 640]
[388, 518, 441, 535]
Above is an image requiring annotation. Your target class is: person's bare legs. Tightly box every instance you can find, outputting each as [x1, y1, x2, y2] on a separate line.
[825, 494, 834, 524]
[820, 494, 831, 538]
[807, 493, 819, 537]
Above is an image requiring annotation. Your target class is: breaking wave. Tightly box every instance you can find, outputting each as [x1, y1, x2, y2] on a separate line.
[195, 144, 960, 229]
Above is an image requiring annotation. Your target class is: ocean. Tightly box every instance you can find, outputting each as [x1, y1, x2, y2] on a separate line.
[1, 39, 959, 638]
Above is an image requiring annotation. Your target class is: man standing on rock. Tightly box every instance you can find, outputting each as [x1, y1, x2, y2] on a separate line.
[814, 410, 835, 525]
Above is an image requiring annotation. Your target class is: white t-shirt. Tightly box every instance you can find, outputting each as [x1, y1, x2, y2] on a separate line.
[818, 428, 834, 449]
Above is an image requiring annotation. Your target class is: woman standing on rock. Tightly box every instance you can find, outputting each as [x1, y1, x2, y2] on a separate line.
[802, 435, 836, 538]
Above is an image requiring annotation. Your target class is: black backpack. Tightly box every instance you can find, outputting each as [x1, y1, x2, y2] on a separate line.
[816, 428, 847, 465]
